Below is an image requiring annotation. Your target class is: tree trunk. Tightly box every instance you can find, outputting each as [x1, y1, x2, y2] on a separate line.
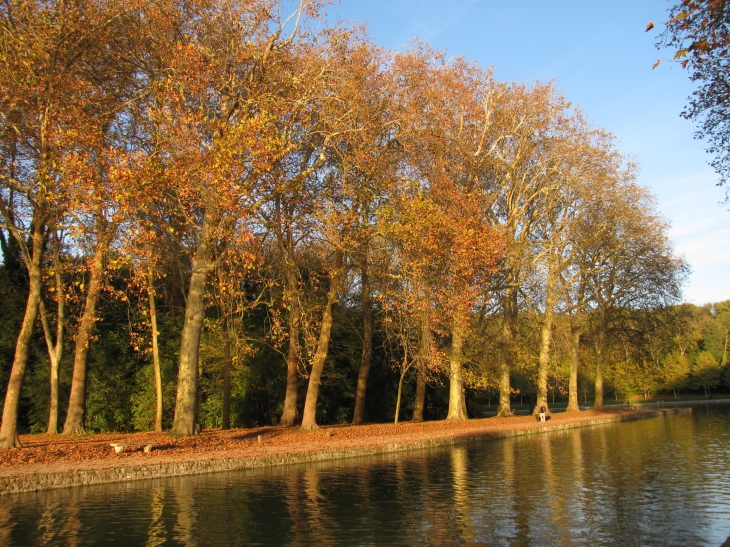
[412, 305, 431, 422]
[535, 267, 555, 416]
[280, 269, 301, 426]
[566, 323, 581, 412]
[497, 286, 516, 417]
[446, 309, 468, 420]
[63, 232, 109, 435]
[148, 265, 163, 433]
[40, 239, 64, 435]
[394, 356, 413, 425]
[300, 249, 343, 431]
[221, 316, 231, 430]
[594, 312, 607, 411]
[352, 254, 372, 425]
[413, 360, 427, 422]
[171, 216, 214, 436]
[0, 218, 45, 449]
[40, 298, 63, 435]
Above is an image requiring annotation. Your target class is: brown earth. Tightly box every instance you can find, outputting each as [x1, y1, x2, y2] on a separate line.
[0, 410, 645, 482]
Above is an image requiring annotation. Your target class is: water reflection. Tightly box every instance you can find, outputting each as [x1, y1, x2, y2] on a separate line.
[449, 446, 473, 544]
[145, 487, 165, 547]
[173, 481, 197, 547]
[1, 407, 729, 546]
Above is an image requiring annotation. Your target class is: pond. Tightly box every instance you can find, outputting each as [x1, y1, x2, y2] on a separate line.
[1, 406, 729, 546]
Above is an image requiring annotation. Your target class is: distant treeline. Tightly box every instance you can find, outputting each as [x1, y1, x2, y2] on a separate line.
[0, 0, 706, 447]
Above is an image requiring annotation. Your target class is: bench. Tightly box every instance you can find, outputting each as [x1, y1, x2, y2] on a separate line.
[110, 442, 156, 454]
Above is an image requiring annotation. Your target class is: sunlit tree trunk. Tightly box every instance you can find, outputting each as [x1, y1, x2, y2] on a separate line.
[535, 261, 555, 415]
[412, 361, 427, 422]
[497, 285, 516, 417]
[352, 253, 372, 425]
[40, 236, 64, 434]
[594, 312, 607, 411]
[301, 249, 343, 430]
[413, 301, 431, 422]
[566, 322, 581, 412]
[446, 308, 468, 420]
[394, 349, 413, 425]
[148, 265, 163, 433]
[280, 269, 301, 426]
[63, 229, 110, 435]
[221, 315, 231, 430]
[0, 216, 45, 449]
[171, 214, 214, 435]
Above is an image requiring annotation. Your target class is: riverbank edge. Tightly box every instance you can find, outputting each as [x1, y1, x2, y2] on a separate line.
[0, 408, 689, 496]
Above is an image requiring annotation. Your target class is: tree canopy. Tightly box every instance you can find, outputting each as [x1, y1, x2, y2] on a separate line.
[650, 0, 730, 191]
[0, 0, 699, 449]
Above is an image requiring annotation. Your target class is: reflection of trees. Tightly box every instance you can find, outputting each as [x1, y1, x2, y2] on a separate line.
[284, 470, 308, 547]
[450, 446, 474, 543]
[404, 457, 430, 544]
[568, 430, 587, 525]
[173, 480, 199, 547]
[541, 434, 573, 544]
[37, 500, 61, 544]
[423, 452, 457, 545]
[0, 501, 14, 546]
[350, 460, 376, 544]
[399, 454, 432, 545]
[302, 467, 337, 546]
[61, 490, 83, 547]
[146, 486, 166, 547]
[509, 438, 531, 545]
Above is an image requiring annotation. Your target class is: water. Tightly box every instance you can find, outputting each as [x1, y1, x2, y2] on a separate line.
[1, 406, 729, 546]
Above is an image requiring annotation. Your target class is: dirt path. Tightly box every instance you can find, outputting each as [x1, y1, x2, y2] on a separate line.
[0, 409, 684, 495]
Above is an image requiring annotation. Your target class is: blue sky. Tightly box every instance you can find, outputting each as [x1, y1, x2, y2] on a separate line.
[324, 0, 730, 305]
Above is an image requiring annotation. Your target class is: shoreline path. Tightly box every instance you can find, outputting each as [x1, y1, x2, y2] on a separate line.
[0, 409, 687, 495]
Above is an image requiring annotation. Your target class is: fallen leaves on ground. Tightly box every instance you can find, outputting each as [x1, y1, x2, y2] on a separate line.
[0, 411, 631, 471]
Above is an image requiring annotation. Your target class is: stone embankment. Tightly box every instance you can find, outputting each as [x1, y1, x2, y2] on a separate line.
[0, 408, 690, 496]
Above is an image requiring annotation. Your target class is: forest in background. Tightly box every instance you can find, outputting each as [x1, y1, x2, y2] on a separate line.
[1, 0, 725, 446]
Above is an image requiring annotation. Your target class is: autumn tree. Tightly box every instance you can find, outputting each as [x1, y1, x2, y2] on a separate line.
[0, 0, 144, 447]
[253, 35, 397, 427]
[298, 37, 403, 431]
[128, 0, 328, 436]
[379, 48, 508, 421]
[581, 183, 687, 410]
[557, 142, 630, 412]
[651, 0, 730, 192]
[38, 229, 65, 434]
[529, 124, 620, 417]
[483, 83, 595, 417]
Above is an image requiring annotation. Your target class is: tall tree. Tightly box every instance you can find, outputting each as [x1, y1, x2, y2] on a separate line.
[485, 83, 590, 417]
[0, 0, 140, 448]
[297, 37, 400, 430]
[38, 229, 65, 434]
[583, 183, 687, 409]
[132, 0, 320, 436]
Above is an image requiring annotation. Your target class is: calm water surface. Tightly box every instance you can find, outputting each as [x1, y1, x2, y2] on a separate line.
[1, 406, 729, 546]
